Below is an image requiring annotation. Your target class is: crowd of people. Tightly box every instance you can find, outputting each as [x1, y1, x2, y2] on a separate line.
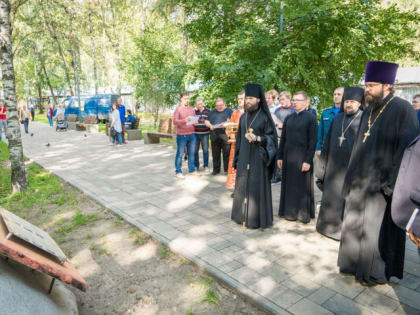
[173, 60, 420, 287]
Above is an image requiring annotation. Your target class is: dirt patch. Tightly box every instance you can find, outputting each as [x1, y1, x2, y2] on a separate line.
[23, 181, 267, 314]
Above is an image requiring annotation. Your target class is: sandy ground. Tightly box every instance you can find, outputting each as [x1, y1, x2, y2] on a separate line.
[56, 185, 268, 315]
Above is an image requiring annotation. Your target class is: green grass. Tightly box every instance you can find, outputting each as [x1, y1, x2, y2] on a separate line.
[114, 215, 123, 225]
[199, 277, 213, 287]
[34, 110, 49, 124]
[129, 227, 148, 245]
[56, 212, 101, 236]
[160, 244, 172, 259]
[201, 288, 220, 305]
[0, 142, 78, 217]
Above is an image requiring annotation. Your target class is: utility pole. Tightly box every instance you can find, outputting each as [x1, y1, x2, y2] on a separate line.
[72, 41, 82, 123]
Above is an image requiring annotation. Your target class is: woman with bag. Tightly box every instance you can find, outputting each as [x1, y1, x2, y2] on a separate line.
[110, 102, 122, 146]
[18, 101, 30, 134]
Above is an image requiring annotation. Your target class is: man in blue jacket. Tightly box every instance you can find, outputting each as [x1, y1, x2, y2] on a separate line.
[316, 87, 343, 156]
[117, 97, 126, 143]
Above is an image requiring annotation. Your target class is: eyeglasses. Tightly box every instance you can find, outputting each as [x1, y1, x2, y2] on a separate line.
[291, 99, 305, 103]
[364, 83, 382, 89]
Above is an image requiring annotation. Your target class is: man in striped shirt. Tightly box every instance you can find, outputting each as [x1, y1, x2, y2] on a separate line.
[194, 98, 211, 173]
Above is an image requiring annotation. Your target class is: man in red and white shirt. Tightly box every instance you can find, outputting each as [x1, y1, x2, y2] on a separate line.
[0, 100, 7, 142]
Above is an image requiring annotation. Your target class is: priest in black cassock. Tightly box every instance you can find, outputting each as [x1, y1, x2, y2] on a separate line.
[338, 61, 420, 286]
[231, 83, 278, 229]
[316, 87, 364, 240]
[278, 91, 318, 223]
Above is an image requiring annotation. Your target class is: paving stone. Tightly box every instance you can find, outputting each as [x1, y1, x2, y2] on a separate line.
[392, 303, 420, 315]
[228, 267, 263, 287]
[218, 260, 244, 273]
[283, 275, 321, 297]
[288, 298, 333, 315]
[404, 260, 420, 277]
[323, 294, 380, 315]
[355, 288, 400, 314]
[177, 224, 195, 232]
[309, 272, 365, 299]
[219, 245, 243, 257]
[308, 287, 336, 305]
[166, 217, 191, 227]
[135, 216, 161, 225]
[248, 276, 279, 297]
[266, 284, 303, 309]
[386, 285, 420, 311]
[200, 253, 231, 267]
[260, 262, 291, 283]
[398, 272, 420, 290]
[209, 239, 234, 251]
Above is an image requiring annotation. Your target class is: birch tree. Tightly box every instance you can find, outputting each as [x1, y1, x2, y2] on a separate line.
[0, 0, 28, 192]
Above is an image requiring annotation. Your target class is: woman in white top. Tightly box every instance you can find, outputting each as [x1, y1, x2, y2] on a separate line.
[110, 102, 122, 145]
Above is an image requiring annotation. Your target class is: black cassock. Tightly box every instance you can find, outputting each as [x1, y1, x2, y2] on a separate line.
[231, 109, 277, 229]
[338, 94, 420, 284]
[278, 110, 318, 223]
[316, 110, 362, 240]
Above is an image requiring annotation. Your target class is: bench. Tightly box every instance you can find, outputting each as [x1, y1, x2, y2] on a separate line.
[144, 118, 176, 146]
[124, 117, 142, 140]
[76, 115, 99, 133]
[144, 132, 176, 146]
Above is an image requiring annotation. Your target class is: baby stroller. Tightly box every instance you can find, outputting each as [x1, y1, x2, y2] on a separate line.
[56, 119, 67, 132]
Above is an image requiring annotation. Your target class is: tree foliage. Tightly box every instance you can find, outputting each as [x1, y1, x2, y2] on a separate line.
[2, 0, 419, 112]
[177, 0, 419, 108]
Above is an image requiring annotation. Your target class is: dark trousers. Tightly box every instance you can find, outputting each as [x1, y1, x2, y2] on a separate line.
[210, 131, 230, 173]
[194, 133, 209, 168]
[22, 119, 29, 134]
[30, 109, 35, 121]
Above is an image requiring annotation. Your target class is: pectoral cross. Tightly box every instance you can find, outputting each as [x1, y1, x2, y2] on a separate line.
[362, 130, 370, 143]
[338, 135, 346, 147]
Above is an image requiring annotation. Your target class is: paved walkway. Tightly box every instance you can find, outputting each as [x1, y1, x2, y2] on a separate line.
[20, 122, 420, 314]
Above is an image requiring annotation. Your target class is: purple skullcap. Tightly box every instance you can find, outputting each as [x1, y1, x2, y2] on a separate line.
[365, 61, 399, 84]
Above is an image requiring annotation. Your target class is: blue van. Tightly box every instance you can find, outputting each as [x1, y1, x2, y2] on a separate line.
[63, 96, 90, 119]
[84, 94, 120, 122]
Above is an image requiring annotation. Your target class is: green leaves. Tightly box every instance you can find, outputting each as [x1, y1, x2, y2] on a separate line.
[176, 0, 418, 109]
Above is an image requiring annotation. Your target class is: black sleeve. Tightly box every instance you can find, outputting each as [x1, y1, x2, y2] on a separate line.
[277, 115, 288, 160]
[233, 116, 243, 169]
[304, 114, 318, 164]
[259, 115, 278, 166]
[381, 105, 420, 195]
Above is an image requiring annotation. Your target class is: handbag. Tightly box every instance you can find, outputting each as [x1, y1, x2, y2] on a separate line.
[110, 127, 117, 137]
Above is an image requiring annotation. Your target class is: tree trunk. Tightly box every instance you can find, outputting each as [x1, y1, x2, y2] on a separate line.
[39, 54, 57, 106]
[32, 47, 44, 113]
[88, 11, 98, 95]
[0, 0, 28, 192]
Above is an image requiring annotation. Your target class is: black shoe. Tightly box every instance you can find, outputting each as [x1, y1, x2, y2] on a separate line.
[271, 178, 281, 184]
[211, 171, 220, 176]
[230, 193, 234, 198]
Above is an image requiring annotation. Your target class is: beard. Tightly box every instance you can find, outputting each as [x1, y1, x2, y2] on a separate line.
[345, 107, 359, 115]
[245, 102, 259, 112]
[365, 89, 384, 110]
